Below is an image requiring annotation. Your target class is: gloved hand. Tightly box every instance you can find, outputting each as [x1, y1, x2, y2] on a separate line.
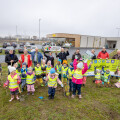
[17, 81, 20, 84]
[61, 83, 64, 87]
[84, 59, 88, 63]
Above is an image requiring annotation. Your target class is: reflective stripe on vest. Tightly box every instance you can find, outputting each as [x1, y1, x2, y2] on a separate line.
[68, 68, 74, 79]
[8, 74, 18, 89]
[16, 70, 21, 76]
[62, 66, 68, 75]
[95, 73, 101, 79]
[26, 74, 34, 84]
[35, 67, 42, 75]
[46, 66, 51, 74]
[48, 75, 57, 87]
[104, 72, 110, 79]
[56, 65, 62, 74]
[73, 70, 83, 79]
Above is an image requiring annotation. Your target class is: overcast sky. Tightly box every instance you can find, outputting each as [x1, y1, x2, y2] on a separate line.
[0, 0, 120, 37]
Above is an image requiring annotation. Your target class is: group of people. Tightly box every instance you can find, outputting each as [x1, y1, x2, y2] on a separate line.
[2, 46, 120, 102]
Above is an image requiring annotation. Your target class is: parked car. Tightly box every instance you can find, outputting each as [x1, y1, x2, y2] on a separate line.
[31, 45, 37, 52]
[3, 42, 7, 48]
[18, 46, 24, 53]
[0, 47, 2, 53]
[30, 43, 35, 45]
[11, 42, 17, 48]
[20, 42, 25, 47]
[5, 47, 15, 54]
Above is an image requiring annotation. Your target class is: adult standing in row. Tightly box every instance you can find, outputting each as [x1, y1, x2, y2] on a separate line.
[112, 50, 120, 60]
[5, 49, 18, 66]
[19, 49, 32, 68]
[27, 47, 43, 66]
[91, 49, 96, 59]
[72, 49, 81, 61]
[55, 48, 69, 63]
[44, 49, 54, 67]
[97, 47, 109, 59]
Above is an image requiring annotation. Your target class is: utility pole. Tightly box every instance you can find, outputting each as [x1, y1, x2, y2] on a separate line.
[39, 19, 41, 44]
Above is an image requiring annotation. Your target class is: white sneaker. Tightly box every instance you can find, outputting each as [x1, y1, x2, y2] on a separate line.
[71, 95, 75, 98]
[16, 97, 20, 100]
[78, 95, 82, 99]
[9, 98, 14, 102]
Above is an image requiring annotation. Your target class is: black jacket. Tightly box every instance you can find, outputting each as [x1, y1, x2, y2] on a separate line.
[5, 54, 18, 66]
[44, 52, 54, 67]
[56, 51, 69, 62]
[72, 53, 81, 61]
[91, 54, 96, 59]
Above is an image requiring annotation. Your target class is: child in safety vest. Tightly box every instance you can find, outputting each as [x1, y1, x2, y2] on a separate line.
[34, 62, 44, 87]
[4, 66, 21, 102]
[101, 66, 110, 85]
[13, 63, 21, 76]
[62, 60, 69, 96]
[67, 62, 74, 93]
[46, 60, 52, 76]
[41, 59, 47, 79]
[55, 59, 62, 80]
[114, 68, 120, 88]
[46, 68, 63, 99]
[94, 67, 102, 86]
[26, 67, 36, 95]
[20, 62, 27, 92]
[71, 58, 88, 99]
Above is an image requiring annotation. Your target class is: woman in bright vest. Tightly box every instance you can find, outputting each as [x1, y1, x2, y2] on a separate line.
[26, 67, 36, 95]
[62, 60, 69, 96]
[55, 59, 62, 80]
[67, 62, 74, 94]
[72, 58, 88, 99]
[34, 62, 44, 87]
[45, 68, 63, 100]
[4, 66, 21, 102]
[46, 60, 52, 76]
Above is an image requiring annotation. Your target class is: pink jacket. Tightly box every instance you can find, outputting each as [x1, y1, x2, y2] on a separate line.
[4, 73, 21, 92]
[46, 73, 62, 88]
[72, 59, 88, 84]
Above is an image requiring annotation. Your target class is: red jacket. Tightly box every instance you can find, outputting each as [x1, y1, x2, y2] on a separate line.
[97, 51, 109, 59]
[19, 54, 32, 68]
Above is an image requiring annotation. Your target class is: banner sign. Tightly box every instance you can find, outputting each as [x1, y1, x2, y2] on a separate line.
[86, 59, 120, 76]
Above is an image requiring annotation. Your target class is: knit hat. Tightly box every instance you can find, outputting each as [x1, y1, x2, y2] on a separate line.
[22, 62, 26, 66]
[8, 66, 16, 73]
[28, 67, 33, 71]
[70, 62, 73, 67]
[58, 59, 62, 63]
[63, 60, 68, 64]
[77, 62, 83, 69]
[50, 68, 55, 74]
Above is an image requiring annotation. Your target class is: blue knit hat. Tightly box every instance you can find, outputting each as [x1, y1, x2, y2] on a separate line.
[50, 68, 56, 74]
[22, 62, 26, 66]
[58, 59, 62, 63]
[70, 62, 73, 67]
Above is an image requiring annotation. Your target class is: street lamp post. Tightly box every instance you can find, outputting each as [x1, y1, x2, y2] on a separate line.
[39, 19, 41, 44]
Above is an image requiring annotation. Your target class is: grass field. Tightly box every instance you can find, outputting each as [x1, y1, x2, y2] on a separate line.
[0, 62, 120, 120]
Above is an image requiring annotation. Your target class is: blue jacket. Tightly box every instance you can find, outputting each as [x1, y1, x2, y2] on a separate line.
[28, 51, 43, 64]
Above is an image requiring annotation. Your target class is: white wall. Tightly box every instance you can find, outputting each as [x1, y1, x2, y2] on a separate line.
[80, 36, 87, 47]
[87, 36, 94, 47]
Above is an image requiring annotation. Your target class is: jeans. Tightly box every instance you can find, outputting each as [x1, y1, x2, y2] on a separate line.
[69, 79, 73, 92]
[73, 83, 82, 95]
[48, 87, 56, 96]
[21, 79, 26, 89]
[58, 74, 61, 80]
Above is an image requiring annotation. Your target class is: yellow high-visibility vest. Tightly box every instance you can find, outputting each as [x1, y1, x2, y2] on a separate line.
[68, 68, 74, 79]
[73, 70, 83, 79]
[35, 67, 42, 75]
[95, 73, 101, 79]
[8, 74, 18, 89]
[26, 74, 35, 84]
[46, 66, 51, 74]
[48, 75, 57, 87]
[62, 66, 68, 75]
[56, 64, 62, 74]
